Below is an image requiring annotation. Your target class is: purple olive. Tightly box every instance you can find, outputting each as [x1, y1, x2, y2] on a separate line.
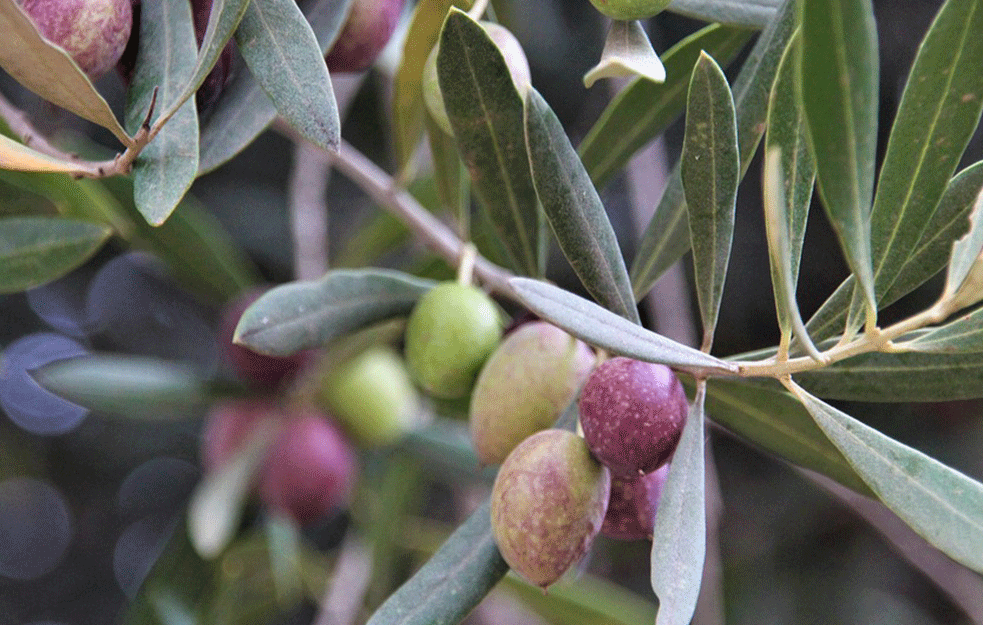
[20, 0, 133, 80]
[601, 464, 669, 540]
[324, 0, 405, 73]
[578, 357, 688, 478]
[491, 429, 610, 588]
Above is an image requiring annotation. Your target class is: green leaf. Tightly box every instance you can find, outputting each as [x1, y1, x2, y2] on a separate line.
[579, 24, 752, 190]
[425, 116, 470, 236]
[807, 161, 983, 342]
[120, 529, 211, 625]
[799, 0, 878, 319]
[234, 269, 436, 356]
[503, 570, 657, 625]
[630, 0, 796, 299]
[510, 278, 736, 373]
[33, 355, 209, 420]
[942, 186, 983, 303]
[198, 0, 352, 173]
[0, 217, 111, 293]
[235, 0, 339, 152]
[125, 0, 200, 226]
[438, 9, 544, 276]
[682, 52, 739, 349]
[871, 0, 983, 305]
[583, 20, 666, 88]
[650, 383, 706, 625]
[0, 0, 131, 145]
[0, 135, 95, 175]
[364, 498, 509, 625]
[789, 383, 983, 574]
[393, 0, 473, 168]
[762, 31, 817, 352]
[794, 349, 983, 401]
[903, 307, 983, 354]
[705, 378, 872, 495]
[667, 0, 780, 27]
[524, 88, 639, 324]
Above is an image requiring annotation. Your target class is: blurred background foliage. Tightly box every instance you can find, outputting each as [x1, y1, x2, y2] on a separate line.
[1, 0, 982, 624]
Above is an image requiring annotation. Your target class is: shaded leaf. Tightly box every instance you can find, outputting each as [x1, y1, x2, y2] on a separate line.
[180, 0, 251, 107]
[125, 0, 200, 226]
[235, 0, 339, 151]
[438, 9, 544, 276]
[364, 498, 509, 625]
[425, 116, 470, 236]
[33, 355, 209, 420]
[198, 0, 352, 173]
[0, 0, 131, 144]
[682, 52, 739, 349]
[904, 307, 983, 354]
[120, 529, 211, 625]
[235, 269, 436, 356]
[0, 217, 111, 293]
[800, 0, 878, 319]
[942, 186, 983, 303]
[790, 383, 983, 574]
[0, 135, 95, 174]
[580, 24, 752, 189]
[503, 573, 657, 625]
[510, 278, 735, 373]
[583, 20, 666, 88]
[667, 0, 779, 27]
[393, 0, 473, 168]
[650, 383, 706, 625]
[524, 88, 639, 323]
[630, 0, 796, 299]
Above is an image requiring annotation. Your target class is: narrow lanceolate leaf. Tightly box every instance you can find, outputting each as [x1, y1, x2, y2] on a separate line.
[438, 9, 544, 277]
[510, 278, 736, 374]
[651, 383, 706, 625]
[33, 355, 208, 420]
[188, 422, 280, 559]
[667, 0, 779, 27]
[808, 161, 983, 342]
[630, 0, 796, 299]
[0, 217, 111, 294]
[235, 0, 339, 151]
[199, 0, 352, 173]
[943, 187, 983, 302]
[235, 269, 436, 356]
[425, 116, 470, 235]
[682, 52, 739, 349]
[580, 24, 752, 190]
[177, 0, 251, 108]
[794, 349, 983, 401]
[524, 88, 639, 324]
[583, 19, 666, 88]
[365, 498, 509, 625]
[705, 378, 871, 495]
[762, 32, 817, 352]
[800, 0, 879, 320]
[871, 0, 983, 305]
[904, 307, 983, 354]
[0, 0, 131, 144]
[125, 0, 200, 226]
[790, 383, 983, 574]
[393, 0, 473, 168]
[0, 135, 95, 175]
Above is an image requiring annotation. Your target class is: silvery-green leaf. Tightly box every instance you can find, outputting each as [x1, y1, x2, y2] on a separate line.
[667, 0, 779, 27]
[583, 20, 666, 88]
[903, 307, 983, 354]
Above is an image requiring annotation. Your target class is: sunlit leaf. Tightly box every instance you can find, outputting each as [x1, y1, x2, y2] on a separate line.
[800, 0, 878, 320]
[790, 383, 983, 574]
[651, 383, 706, 625]
[0, 0, 131, 144]
[667, 0, 779, 27]
[583, 20, 666, 88]
[510, 278, 735, 373]
[524, 88, 639, 324]
[682, 52, 738, 349]
[235, 0, 339, 152]
[0, 135, 96, 175]
[235, 269, 436, 356]
[0, 217, 111, 294]
[125, 0, 200, 226]
[364, 498, 509, 625]
[438, 9, 544, 276]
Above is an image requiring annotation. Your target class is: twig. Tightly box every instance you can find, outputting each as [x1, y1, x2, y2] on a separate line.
[313, 535, 374, 625]
[289, 140, 332, 280]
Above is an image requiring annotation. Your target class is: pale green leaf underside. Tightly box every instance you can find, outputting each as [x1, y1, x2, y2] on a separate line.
[583, 19, 666, 88]
[902, 306, 983, 354]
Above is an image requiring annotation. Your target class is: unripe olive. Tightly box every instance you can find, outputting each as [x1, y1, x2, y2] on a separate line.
[200, 398, 279, 472]
[601, 464, 668, 540]
[491, 429, 610, 588]
[587, 0, 672, 21]
[578, 357, 688, 478]
[423, 21, 531, 136]
[470, 321, 594, 465]
[324, 0, 405, 73]
[258, 411, 358, 525]
[19, 0, 133, 79]
[319, 345, 423, 447]
[404, 282, 502, 399]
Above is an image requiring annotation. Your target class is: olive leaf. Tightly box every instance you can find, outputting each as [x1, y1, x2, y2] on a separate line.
[0, 217, 111, 294]
[583, 20, 666, 88]
[667, 0, 779, 27]
[902, 307, 983, 354]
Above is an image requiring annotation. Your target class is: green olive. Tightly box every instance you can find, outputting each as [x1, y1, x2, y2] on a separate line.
[587, 0, 672, 21]
[404, 282, 502, 399]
